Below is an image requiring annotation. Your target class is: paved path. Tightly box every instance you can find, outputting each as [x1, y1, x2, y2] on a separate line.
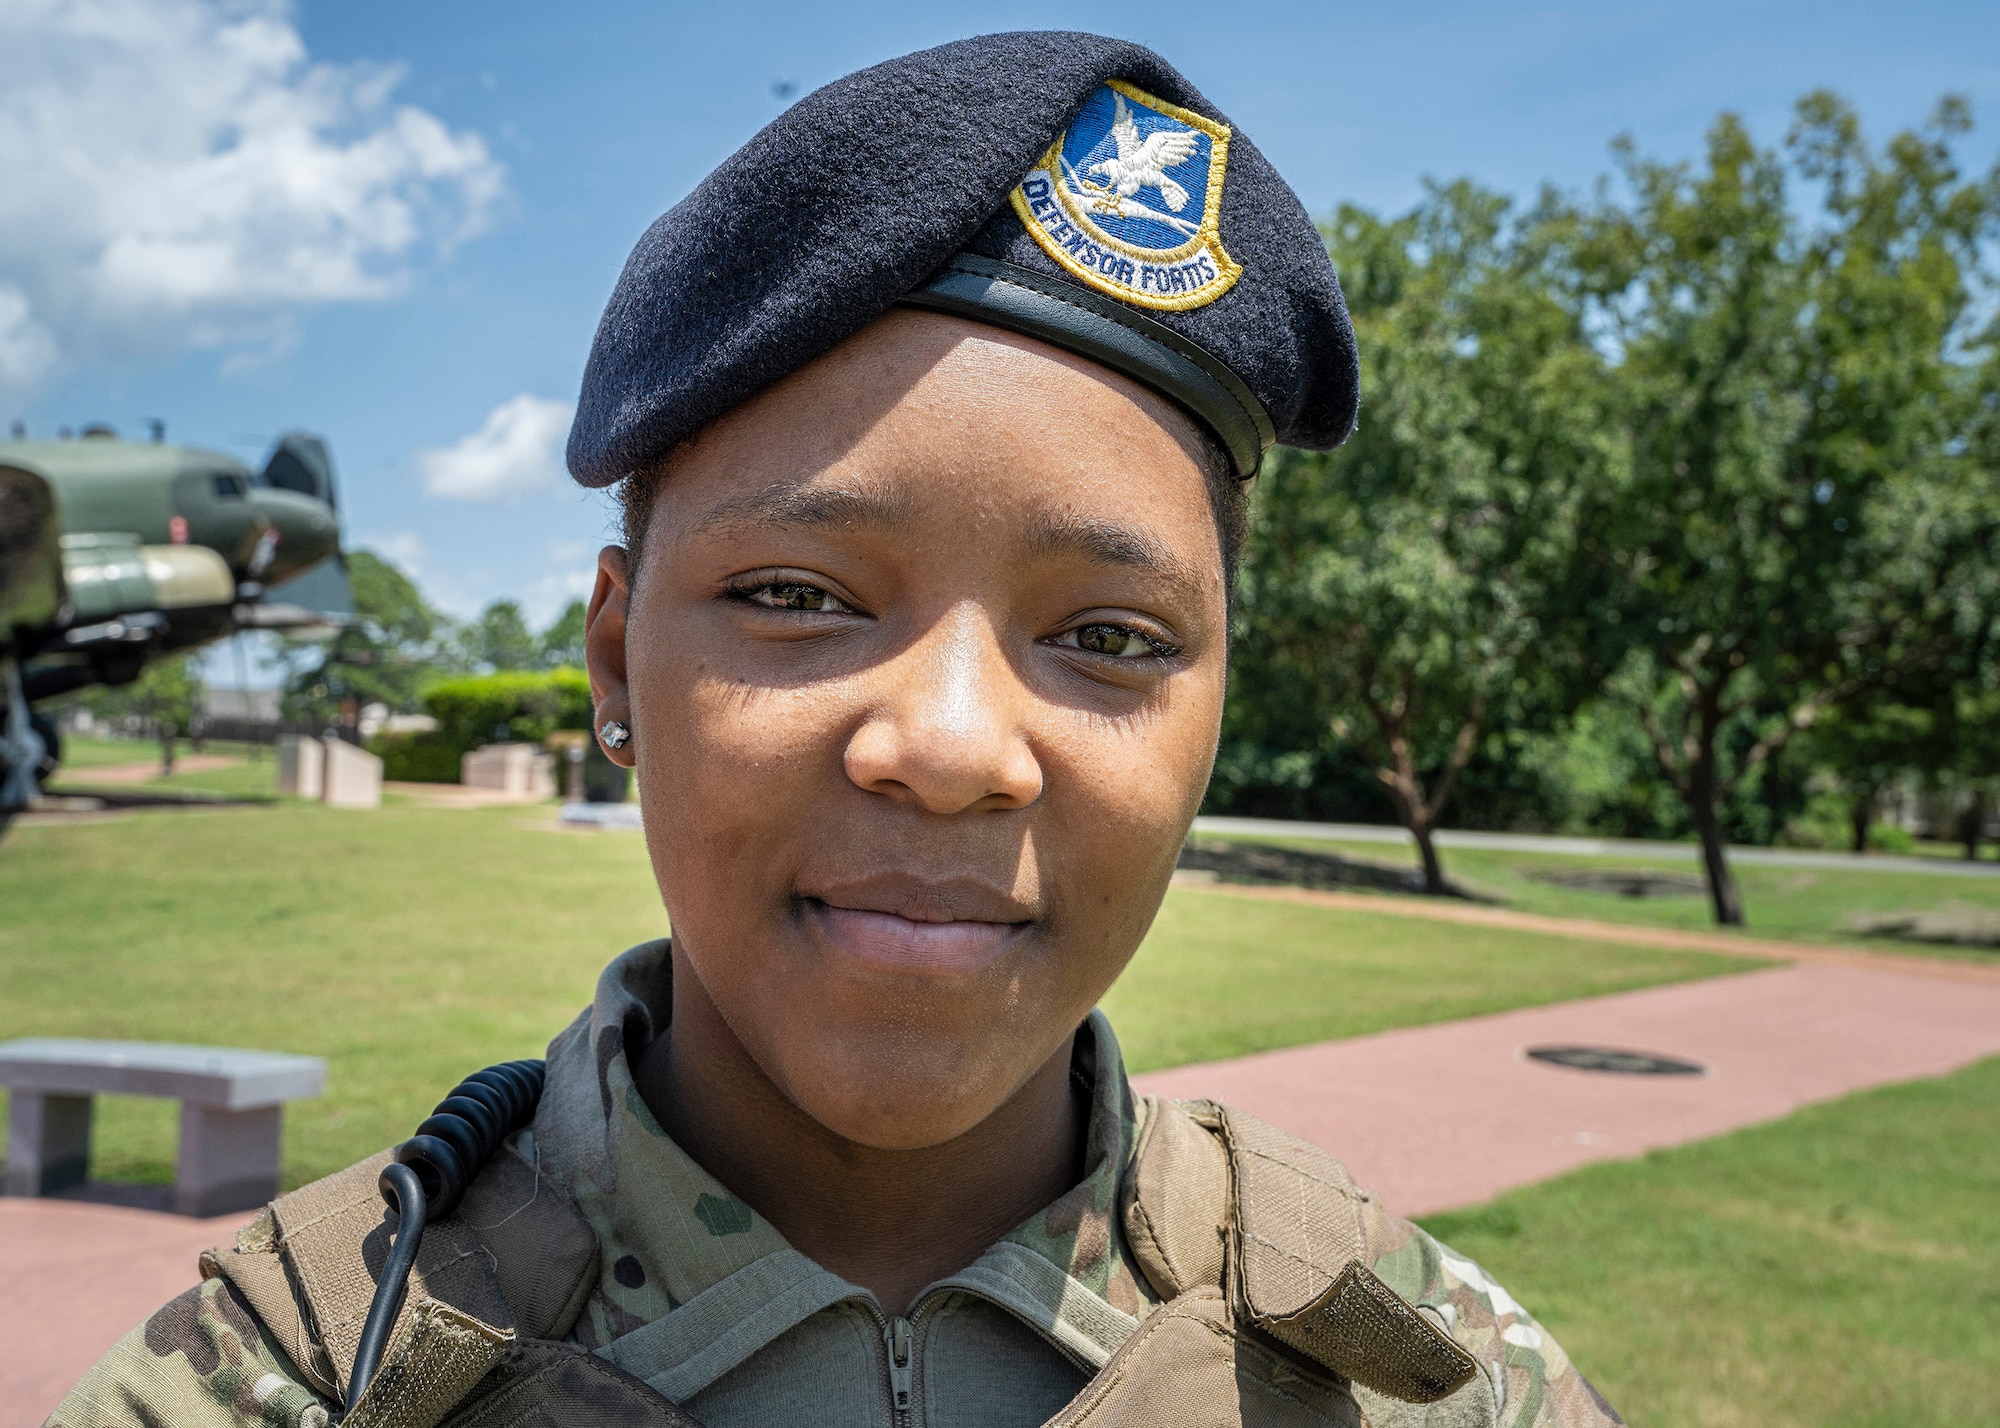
[383, 781, 555, 808]
[9, 916, 1999, 1424]
[0, 1197, 251, 1426]
[1136, 959, 2000, 1218]
[1193, 814, 2000, 879]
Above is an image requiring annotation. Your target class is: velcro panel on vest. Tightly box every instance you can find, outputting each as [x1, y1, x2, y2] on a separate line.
[1121, 1096, 1230, 1300]
[341, 1300, 514, 1428]
[1047, 1287, 1361, 1428]
[1220, 1109, 1477, 1404]
[201, 1210, 342, 1399]
[268, 1150, 518, 1401]
[455, 1142, 601, 1341]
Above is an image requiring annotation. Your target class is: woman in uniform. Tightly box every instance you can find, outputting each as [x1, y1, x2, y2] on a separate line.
[52, 32, 1620, 1428]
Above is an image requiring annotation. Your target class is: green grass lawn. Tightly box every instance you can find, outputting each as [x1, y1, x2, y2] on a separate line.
[1422, 1055, 2000, 1427]
[46, 734, 164, 769]
[47, 737, 277, 790]
[0, 799, 1741, 1186]
[1104, 885, 1743, 1071]
[1207, 831, 2000, 957]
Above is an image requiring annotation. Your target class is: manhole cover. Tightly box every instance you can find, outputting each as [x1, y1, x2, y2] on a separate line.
[1525, 1045, 1705, 1076]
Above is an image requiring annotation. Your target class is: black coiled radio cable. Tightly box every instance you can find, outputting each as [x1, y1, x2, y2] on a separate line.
[341, 1059, 546, 1414]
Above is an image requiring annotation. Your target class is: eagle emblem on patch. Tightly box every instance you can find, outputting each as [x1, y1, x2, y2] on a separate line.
[1011, 80, 1241, 311]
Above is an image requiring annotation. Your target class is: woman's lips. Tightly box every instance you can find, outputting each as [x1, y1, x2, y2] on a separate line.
[806, 900, 1021, 975]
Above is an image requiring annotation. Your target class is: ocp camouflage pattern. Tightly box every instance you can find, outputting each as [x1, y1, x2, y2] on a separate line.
[46, 1274, 328, 1428]
[1359, 1198, 1624, 1427]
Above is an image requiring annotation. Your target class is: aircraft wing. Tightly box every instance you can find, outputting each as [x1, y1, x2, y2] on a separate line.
[239, 552, 354, 636]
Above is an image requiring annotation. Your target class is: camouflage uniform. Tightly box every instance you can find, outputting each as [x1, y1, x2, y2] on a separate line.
[49, 941, 1619, 1427]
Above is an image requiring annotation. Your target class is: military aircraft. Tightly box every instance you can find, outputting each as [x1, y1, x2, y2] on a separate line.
[0, 424, 353, 827]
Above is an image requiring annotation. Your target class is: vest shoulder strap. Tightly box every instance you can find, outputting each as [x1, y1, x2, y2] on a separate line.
[1122, 1096, 1479, 1406]
[202, 1139, 601, 1424]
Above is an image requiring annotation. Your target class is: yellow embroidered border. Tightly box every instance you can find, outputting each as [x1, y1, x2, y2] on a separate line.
[1009, 79, 1243, 313]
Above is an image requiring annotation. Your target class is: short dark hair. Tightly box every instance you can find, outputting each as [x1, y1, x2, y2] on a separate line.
[618, 426, 1249, 598]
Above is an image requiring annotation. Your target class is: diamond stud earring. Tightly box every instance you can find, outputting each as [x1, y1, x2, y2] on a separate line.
[598, 720, 631, 751]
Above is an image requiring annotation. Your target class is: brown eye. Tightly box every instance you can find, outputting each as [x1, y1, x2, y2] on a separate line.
[746, 581, 850, 613]
[1058, 623, 1174, 659]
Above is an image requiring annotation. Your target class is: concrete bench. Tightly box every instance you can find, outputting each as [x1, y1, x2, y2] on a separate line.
[0, 1039, 325, 1216]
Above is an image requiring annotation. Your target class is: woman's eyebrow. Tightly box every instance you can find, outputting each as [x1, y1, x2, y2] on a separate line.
[1025, 511, 1208, 593]
[691, 481, 917, 537]
[688, 485, 1206, 591]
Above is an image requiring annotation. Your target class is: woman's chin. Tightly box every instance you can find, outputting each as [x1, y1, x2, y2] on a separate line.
[766, 1042, 1027, 1153]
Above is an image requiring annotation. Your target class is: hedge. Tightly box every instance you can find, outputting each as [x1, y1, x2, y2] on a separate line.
[368, 668, 592, 783]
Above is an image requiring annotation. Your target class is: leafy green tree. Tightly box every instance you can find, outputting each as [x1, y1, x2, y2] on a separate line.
[461, 600, 539, 672]
[68, 656, 201, 772]
[539, 600, 587, 669]
[1543, 93, 2000, 922]
[285, 550, 456, 720]
[1233, 183, 1618, 891]
[1793, 696, 1939, 851]
[1939, 329, 2000, 857]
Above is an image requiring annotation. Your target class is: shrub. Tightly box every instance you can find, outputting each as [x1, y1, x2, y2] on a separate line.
[368, 669, 592, 783]
[370, 731, 464, 783]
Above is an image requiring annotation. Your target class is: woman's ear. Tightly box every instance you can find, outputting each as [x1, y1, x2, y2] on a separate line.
[585, 545, 637, 768]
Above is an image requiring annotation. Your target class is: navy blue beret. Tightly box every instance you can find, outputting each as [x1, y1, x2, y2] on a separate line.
[567, 31, 1357, 486]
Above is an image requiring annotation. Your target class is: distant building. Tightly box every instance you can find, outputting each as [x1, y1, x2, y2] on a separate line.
[203, 687, 282, 723]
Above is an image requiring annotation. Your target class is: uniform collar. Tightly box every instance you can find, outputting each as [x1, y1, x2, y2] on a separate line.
[527, 940, 1159, 1399]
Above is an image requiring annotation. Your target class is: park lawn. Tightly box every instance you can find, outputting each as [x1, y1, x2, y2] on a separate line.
[1207, 831, 2000, 958]
[46, 739, 277, 791]
[0, 798, 1743, 1187]
[1422, 1054, 2000, 1427]
[44, 734, 162, 769]
[1103, 884, 1745, 1071]
[137, 749, 282, 799]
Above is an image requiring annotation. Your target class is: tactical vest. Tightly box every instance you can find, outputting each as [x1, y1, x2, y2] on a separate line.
[200, 1098, 1484, 1428]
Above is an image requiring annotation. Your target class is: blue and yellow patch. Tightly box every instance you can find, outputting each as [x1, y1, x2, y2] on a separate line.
[1011, 80, 1241, 311]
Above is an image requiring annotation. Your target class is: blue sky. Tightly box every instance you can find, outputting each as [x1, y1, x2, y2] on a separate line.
[6, 0, 1997, 634]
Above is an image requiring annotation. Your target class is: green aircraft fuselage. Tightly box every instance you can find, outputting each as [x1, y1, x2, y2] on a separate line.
[3, 434, 338, 587]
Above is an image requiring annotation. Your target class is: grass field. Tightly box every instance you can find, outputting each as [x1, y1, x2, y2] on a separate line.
[45, 734, 165, 769]
[0, 795, 1741, 1186]
[1423, 1055, 2000, 1426]
[1102, 884, 1746, 1071]
[1204, 831, 2000, 955]
[46, 736, 280, 799]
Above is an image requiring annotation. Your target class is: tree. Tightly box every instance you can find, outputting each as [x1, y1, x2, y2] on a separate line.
[461, 600, 539, 672]
[539, 600, 587, 669]
[1233, 183, 1618, 892]
[69, 656, 201, 772]
[1794, 695, 1938, 851]
[285, 550, 456, 720]
[1543, 94, 2000, 922]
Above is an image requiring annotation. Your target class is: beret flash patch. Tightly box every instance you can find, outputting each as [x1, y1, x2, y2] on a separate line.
[1010, 80, 1242, 312]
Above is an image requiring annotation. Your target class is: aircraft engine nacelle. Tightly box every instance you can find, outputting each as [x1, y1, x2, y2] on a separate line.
[1, 464, 62, 820]
[1, 463, 63, 640]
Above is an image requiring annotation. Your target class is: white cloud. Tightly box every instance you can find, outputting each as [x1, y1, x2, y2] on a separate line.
[0, 0, 505, 389]
[360, 530, 427, 577]
[419, 394, 574, 500]
[522, 565, 597, 627]
[0, 288, 57, 386]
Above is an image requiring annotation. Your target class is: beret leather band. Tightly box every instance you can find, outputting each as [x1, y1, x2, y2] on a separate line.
[900, 254, 1276, 479]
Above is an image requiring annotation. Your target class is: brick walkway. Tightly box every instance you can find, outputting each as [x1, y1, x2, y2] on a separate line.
[1135, 959, 2000, 1218]
[10, 913, 2000, 1425]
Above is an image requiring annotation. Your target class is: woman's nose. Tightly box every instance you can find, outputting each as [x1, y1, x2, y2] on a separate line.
[842, 604, 1043, 814]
